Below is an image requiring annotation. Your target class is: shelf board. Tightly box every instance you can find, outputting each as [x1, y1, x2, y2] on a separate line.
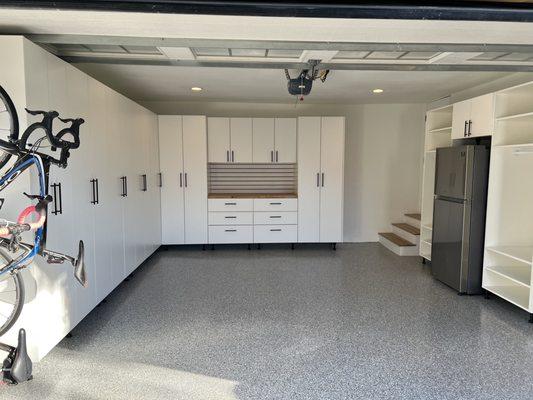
[425, 149, 437, 154]
[483, 285, 531, 312]
[427, 126, 452, 134]
[485, 266, 531, 288]
[486, 246, 533, 265]
[493, 142, 533, 149]
[496, 111, 533, 122]
[421, 239, 432, 246]
[422, 224, 432, 231]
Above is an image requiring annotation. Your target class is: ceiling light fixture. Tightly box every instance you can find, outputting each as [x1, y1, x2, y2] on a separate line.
[191, 87, 203, 92]
[372, 88, 384, 94]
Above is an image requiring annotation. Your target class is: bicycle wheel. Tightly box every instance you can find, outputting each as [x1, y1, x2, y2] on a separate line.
[0, 85, 19, 170]
[0, 250, 24, 337]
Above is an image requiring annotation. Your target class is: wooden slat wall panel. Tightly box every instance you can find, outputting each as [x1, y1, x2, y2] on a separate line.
[208, 163, 297, 194]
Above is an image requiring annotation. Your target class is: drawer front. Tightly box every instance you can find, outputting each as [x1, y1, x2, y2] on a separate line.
[209, 212, 253, 226]
[208, 199, 253, 212]
[209, 225, 253, 244]
[254, 211, 297, 225]
[253, 198, 297, 212]
[254, 225, 297, 243]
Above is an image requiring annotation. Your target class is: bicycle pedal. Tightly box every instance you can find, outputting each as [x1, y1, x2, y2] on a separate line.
[46, 256, 65, 264]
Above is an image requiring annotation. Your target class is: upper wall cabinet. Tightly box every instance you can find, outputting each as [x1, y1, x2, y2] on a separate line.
[252, 118, 297, 163]
[451, 93, 495, 139]
[208, 117, 253, 163]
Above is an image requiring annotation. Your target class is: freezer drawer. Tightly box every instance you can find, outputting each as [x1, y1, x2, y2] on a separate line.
[209, 225, 253, 243]
[254, 225, 297, 243]
[431, 197, 465, 292]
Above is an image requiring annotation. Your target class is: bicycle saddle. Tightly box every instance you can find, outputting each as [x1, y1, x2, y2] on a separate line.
[3, 329, 32, 384]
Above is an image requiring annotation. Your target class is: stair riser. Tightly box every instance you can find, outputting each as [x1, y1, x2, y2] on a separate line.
[404, 216, 421, 229]
[379, 236, 419, 256]
[392, 225, 420, 245]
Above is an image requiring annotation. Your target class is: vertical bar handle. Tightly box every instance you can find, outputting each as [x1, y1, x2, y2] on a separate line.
[271, 150, 273, 162]
[51, 183, 59, 215]
[184, 173, 188, 188]
[226, 150, 229, 162]
[276, 150, 278, 162]
[142, 174, 147, 192]
[57, 182, 63, 214]
[316, 173, 319, 187]
[90, 179, 97, 204]
[158, 172, 162, 188]
[179, 172, 183, 187]
[231, 150, 234, 162]
[468, 120, 472, 136]
[95, 178, 99, 204]
[464, 120, 468, 137]
[321, 173, 325, 187]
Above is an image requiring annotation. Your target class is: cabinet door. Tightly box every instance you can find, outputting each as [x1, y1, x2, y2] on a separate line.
[252, 118, 275, 163]
[319, 117, 345, 243]
[230, 118, 253, 162]
[297, 117, 321, 242]
[183, 116, 208, 244]
[470, 93, 494, 137]
[207, 117, 230, 163]
[451, 100, 471, 139]
[158, 116, 185, 244]
[275, 118, 297, 163]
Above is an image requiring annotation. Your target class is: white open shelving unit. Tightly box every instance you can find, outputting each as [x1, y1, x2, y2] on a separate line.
[419, 105, 453, 262]
[483, 82, 533, 319]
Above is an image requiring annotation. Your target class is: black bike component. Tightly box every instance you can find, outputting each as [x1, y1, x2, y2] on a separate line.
[73, 240, 86, 288]
[2, 328, 32, 384]
[0, 85, 19, 170]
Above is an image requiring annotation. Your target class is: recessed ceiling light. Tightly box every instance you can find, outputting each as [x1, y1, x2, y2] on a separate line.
[191, 87, 203, 92]
[372, 88, 384, 94]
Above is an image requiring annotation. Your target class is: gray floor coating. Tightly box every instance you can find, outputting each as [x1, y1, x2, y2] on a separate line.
[2, 243, 532, 399]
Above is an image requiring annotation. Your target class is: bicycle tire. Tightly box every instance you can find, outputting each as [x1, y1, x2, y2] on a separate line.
[0, 250, 25, 337]
[0, 85, 20, 170]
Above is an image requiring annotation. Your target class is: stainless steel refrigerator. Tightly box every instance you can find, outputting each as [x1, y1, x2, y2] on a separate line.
[431, 145, 489, 294]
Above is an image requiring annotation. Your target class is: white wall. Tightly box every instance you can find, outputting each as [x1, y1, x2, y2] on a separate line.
[142, 101, 426, 242]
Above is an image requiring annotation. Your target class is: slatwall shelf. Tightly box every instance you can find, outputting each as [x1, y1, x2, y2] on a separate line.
[208, 163, 297, 194]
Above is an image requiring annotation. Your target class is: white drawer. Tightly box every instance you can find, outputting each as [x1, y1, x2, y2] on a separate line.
[254, 211, 297, 225]
[208, 199, 253, 212]
[209, 225, 253, 244]
[253, 198, 297, 212]
[209, 212, 253, 226]
[254, 225, 297, 243]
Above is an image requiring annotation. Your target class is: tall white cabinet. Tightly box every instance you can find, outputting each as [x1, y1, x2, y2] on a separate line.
[0, 37, 161, 360]
[159, 115, 208, 244]
[297, 117, 345, 243]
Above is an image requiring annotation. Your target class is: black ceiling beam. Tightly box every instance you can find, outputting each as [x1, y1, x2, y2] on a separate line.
[3, 1, 533, 22]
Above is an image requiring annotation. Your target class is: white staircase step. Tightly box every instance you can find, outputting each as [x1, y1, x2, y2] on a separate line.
[404, 213, 421, 229]
[378, 232, 419, 256]
[392, 223, 420, 245]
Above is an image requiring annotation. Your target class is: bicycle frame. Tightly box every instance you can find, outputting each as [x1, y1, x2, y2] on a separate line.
[0, 154, 48, 276]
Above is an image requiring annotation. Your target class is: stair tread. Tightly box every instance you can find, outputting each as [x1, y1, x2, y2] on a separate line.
[392, 223, 420, 235]
[404, 213, 421, 221]
[378, 232, 416, 247]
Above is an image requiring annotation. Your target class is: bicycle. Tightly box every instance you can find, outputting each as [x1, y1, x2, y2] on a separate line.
[0, 84, 87, 384]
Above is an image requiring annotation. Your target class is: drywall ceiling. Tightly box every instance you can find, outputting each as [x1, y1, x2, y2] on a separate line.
[74, 63, 508, 104]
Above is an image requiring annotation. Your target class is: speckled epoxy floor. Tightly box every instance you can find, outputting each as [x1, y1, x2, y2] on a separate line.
[2, 243, 533, 399]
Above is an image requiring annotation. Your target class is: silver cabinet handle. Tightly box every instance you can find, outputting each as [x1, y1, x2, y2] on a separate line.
[225, 229, 237, 232]
[225, 202, 237, 205]
[179, 173, 183, 187]
[231, 150, 235, 162]
[269, 202, 282, 205]
[225, 216, 237, 219]
[270, 229, 282, 232]
[468, 119, 472, 136]
[184, 173, 188, 187]
[269, 216, 281, 218]
[464, 120, 467, 137]
[321, 173, 325, 187]
[275, 150, 278, 162]
[316, 173, 320, 187]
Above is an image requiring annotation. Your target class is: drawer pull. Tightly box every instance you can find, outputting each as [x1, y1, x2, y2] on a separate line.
[269, 202, 282, 205]
[225, 216, 237, 219]
[269, 216, 281, 218]
[270, 229, 282, 232]
[224, 202, 237, 205]
[225, 229, 237, 232]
